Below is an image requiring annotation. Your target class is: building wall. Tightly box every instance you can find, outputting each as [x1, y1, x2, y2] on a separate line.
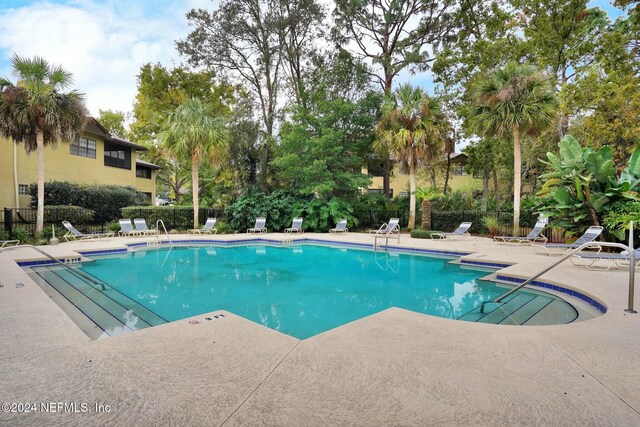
[0, 135, 155, 208]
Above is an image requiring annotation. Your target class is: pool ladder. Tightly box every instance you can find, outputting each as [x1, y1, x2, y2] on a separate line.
[155, 219, 172, 246]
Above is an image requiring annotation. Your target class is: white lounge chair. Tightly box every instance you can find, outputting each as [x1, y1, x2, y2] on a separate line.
[533, 226, 604, 256]
[247, 217, 267, 234]
[330, 219, 348, 233]
[0, 240, 20, 248]
[118, 219, 143, 237]
[570, 248, 640, 271]
[62, 221, 114, 241]
[285, 217, 304, 233]
[370, 218, 400, 242]
[188, 218, 217, 234]
[430, 222, 472, 239]
[494, 220, 548, 244]
[134, 218, 159, 236]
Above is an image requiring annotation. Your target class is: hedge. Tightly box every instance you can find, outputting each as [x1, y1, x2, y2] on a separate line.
[44, 205, 95, 224]
[410, 229, 440, 239]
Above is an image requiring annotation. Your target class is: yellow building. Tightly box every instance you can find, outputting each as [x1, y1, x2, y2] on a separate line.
[0, 117, 159, 209]
[364, 153, 489, 197]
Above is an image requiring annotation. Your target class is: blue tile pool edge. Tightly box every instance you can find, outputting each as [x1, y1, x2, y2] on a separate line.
[495, 274, 607, 314]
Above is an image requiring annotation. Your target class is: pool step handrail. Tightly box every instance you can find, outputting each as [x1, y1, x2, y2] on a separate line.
[486, 238, 636, 314]
[0, 244, 107, 290]
[156, 219, 172, 245]
[374, 224, 401, 251]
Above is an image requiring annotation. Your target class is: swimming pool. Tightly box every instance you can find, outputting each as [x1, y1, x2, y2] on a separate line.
[30, 244, 579, 339]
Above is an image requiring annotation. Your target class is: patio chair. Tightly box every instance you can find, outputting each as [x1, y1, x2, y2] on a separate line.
[285, 217, 304, 233]
[247, 217, 267, 234]
[188, 218, 217, 234]
[134, 218, 159, 236]
[118, 219, 143, 237]
[494, 220, 548, 245]
[533, 226, 604, 256]
[0, 240, 20, 248]
[62, 221, 114, 241]
[369, 218, 400, 242]
[430, 222, 472, 239]
[570, 248, 640, 271]
[330, 219, 348, 234]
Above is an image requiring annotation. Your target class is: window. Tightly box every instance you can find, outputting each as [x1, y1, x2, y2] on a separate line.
[399, 191, 409, 197]
[452, 164, 467, 176]
[70, 137, 96, 158]
[18, 184, 29, 195]
[136, 167, 152, 179]
[104, 143, 131, 169]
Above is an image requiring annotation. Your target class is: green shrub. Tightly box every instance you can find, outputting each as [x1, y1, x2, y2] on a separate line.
[10, 226, 32, 243]
[214, 220, 233, 234]
[410, 229, 439, 239]
[482, 215, 501, 236]
[44, 205, 95, 224]
[106, 221, 121, 233]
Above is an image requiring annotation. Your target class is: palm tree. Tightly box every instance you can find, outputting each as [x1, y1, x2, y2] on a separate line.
[158, 98, 228, 228]
[470, 62, 557, 234]
[375, 84, 451, 229]
[0, 54, 87, 237]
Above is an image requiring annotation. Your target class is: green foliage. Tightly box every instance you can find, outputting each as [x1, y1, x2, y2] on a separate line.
[274, 92, 379, 199]
[537, 135, 640, 235]
[97, 109, 129, 139]
[295, 198, 357, 232]
[106, 221, 121, 233]
[10, 226, 31, 243]
[414, 187, 444, 202]
[603, 201, 640, 240]
[482, 215, 501, 235]
[43, 205, 95, 224]
[410, 229, 439, 239]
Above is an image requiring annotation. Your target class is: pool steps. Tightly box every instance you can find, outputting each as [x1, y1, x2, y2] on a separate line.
[458, 292, 578, 325]
[29, 266, 166, 337]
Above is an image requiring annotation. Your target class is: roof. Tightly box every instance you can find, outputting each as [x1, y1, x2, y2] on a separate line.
[83, 116, 147, 151]
[136, 159, 162, 170]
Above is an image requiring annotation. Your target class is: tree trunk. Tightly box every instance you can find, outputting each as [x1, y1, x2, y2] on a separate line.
[481, 170, 489, 213]
[36, 129, 45, 237]
[13, 141, 19, 208]
[408, 154, 416, 229]
[383, 157, 391, 198]
[192, 150, 200, 229]
[429, 167, 436, 188]
[443, 152, 452, 194]
[493, 169, 500, 212]
[512, 127, 521, 235]
[421, 199, 431, 229]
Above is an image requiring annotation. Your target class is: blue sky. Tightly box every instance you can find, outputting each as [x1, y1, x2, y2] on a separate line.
[0, 0, 629, 116]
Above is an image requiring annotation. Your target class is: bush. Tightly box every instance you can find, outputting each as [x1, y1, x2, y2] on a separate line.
[410, 229, 439, 239]
[44, 205, 95, 224]
[10, 226, 32, 243]
[482, 215, 501, 236]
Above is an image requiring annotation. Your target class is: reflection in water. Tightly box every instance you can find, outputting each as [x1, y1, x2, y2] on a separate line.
[82, 245, 528, 339]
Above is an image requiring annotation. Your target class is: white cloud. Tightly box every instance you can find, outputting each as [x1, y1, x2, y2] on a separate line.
[0, 0, 205, 116]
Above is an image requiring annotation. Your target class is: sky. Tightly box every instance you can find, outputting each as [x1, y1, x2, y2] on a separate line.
[0, 0, 628, 118]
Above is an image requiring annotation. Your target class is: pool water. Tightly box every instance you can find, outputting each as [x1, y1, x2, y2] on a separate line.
[72, 244, 567, 339]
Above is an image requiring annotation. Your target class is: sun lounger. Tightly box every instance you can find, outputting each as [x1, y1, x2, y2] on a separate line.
[570, 248, 640, 271]
[369, 218, 400, 242]
[62, 221, 114, 241]
[285, 217, 303, 233]
[0, 240, 20, 248]
[247, 217, 267, 234]
[330, 219, 348, 233]
[494, 220, 548, 244]
[533, 226, 604, 256]
[188, 218, 217, 234]
[118, 219, 143, 237]
[134, 218, 159, 236]
[430, 222, 472, 239]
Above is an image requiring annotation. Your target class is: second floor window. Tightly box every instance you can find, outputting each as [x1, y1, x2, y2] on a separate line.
[104, 143, 131, 169]
[136, 167, 152, 179]
[70, 137, 96, 158]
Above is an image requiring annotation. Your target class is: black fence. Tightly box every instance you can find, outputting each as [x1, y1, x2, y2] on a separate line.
[1, 207, 218, 238]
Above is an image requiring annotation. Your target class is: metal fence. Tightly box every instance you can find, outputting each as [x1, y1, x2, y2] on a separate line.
[1, 207, 218, 238]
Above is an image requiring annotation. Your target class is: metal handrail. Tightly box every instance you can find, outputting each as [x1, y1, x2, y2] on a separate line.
[490, 240, 636, 314]
[156, 219, 172, 245]
[374, 224, 401, 250]
[0, 244, 107, 290]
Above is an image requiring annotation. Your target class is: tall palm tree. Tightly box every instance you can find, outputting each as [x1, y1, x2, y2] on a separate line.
[375, 84, 451, 229]
[471, 62, 557, 234]
[158, 98, 228, 228]
[0, 54, 87, 237]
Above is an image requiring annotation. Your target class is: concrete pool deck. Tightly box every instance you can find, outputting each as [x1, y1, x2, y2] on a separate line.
[0, 232, 638, 426]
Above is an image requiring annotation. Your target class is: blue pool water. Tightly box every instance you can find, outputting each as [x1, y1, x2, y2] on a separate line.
[77, 244, 548, 338]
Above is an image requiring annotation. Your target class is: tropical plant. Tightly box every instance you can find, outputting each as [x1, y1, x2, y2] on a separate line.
[470, 62, 557, 234]
[415, 187, 444, 230]
[375, 84, 451, 229]
[0, 55, 87, 236]
[158, 98, 228, 228]
[603, 201, 640, 240]
[537, 135, 640, 236]
[482, 215, 501, 237]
